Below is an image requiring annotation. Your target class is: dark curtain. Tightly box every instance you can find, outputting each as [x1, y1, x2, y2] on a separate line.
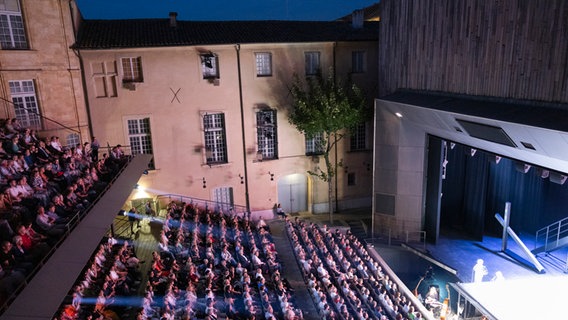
[441, 144, 489, 240]
[440, 144, 568, 239]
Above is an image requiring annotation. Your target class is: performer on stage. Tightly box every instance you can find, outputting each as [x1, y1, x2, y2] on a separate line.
[424, 285, 443, 310]
[472, 259, 488, 283]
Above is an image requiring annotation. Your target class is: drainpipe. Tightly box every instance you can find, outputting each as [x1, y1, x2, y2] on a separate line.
[333, 42, 339, 213]
[235, 44, 251, 216]
[68, 0, 95, 139]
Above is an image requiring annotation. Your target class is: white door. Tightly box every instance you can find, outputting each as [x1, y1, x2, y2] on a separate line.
[277, 174, 307, 213]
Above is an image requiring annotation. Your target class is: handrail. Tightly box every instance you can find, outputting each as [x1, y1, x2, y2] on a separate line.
[535, 216, 568, 252]
[155, 194, 248, 218]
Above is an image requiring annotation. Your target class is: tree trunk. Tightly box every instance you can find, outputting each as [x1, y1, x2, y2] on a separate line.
[324, 152, 334, 224]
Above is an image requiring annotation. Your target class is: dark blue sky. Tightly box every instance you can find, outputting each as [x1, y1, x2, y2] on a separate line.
[76, 0, 379, 20]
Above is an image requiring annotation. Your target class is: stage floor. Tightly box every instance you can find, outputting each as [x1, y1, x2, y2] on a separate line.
[373, 229, 568, 319]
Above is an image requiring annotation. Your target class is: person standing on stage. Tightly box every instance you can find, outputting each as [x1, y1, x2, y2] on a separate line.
[472, 258, 488, 283]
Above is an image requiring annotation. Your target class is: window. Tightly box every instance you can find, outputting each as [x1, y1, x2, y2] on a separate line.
[352, 51, 366, 73]
[201, 53, 219, 79]
[305, 51, 320, 76]
[305, 132, 324, 155]
[92, 61, 118, 98]
[350, 123, 367, 151]
[255, 52, 272, 77]
[121, 57, 143, 82]
[203, 113, 227, 164]
[213, 187, 234, 213]
[127, 118, 153, 155]
[0, 0, 27, 49]
[347, 172, 356, 186]
[256, 109, 277, 160]
[66, 133, 80, 148]
[9, 80, 40, 128]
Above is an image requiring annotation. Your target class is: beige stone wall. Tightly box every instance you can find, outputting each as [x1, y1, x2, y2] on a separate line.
[81, 40, 377, 213]
[0, 0, 89, 144]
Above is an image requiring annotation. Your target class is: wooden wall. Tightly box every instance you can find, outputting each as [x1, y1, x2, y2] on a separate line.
[378, 0, 568, 106]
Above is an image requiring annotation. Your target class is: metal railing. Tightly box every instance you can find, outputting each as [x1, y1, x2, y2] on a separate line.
[535, 216, 568, 252]
[155, 194, 248, 219]
[0, 156, 134, 315]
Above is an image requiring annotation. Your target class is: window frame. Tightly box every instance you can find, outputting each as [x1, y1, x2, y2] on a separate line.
[9, 79, 41, 129]
[126, 117, 153, 155]
[304, 51, 321, 76]
[203, 113, 228, 165]
[350, 122, 368, 151]
[255, 52, 272, 77]
[0, 0, 28, 50]
[121, 56, 144, 83]
[256, 109, 278, 160]
[305, 132, 325, 156]
[351, 50, 366, 74]
[200, 53, 219, 79]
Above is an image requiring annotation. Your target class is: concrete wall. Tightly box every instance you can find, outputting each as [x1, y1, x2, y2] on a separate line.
[373, 100, 425, 238]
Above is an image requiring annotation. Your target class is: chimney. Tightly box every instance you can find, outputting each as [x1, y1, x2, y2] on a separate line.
[352, 9, 364, 29]
[169, 12, 178, 28]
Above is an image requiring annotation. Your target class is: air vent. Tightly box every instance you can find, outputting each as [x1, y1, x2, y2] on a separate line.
[520, 141, 536, 150]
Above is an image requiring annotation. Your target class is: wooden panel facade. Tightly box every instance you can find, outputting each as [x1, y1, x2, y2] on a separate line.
[378, 0, 568, 105]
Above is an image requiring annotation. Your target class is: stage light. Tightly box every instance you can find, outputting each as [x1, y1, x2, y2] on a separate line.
[395, 112, 403, 118]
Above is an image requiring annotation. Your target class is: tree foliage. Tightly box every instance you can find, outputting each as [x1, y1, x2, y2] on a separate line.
[287, 68, 368, 218]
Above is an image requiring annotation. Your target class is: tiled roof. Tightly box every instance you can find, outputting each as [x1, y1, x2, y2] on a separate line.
[73, 19, 380, 49]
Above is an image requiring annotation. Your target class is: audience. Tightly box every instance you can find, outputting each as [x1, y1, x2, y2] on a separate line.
[0, 119, 123, 307]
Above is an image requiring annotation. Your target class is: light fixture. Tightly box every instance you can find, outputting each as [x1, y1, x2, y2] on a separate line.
[142, 169, 149, 175]
[268, 171, 274, 181]
[238, 174, 244, 184]
[395, 112, 403, 118]
[470, 148, 477, 157]
[344, 165, 349, 174]
[134, 184, 139, 190]
[202, 177, 207, 188]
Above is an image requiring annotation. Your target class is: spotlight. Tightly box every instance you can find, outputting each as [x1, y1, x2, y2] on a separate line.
[143, 169, 149, 175]
[202, 177, 207, 188]
[268, 171, 274, 181]
[238, 174, 244, 184]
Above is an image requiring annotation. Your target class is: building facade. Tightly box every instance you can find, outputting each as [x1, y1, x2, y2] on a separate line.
[74, 15, 379, 216]
[0, 0, 89, 146]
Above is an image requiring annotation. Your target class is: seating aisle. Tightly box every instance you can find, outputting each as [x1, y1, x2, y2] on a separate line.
[267, 219, 319, 320]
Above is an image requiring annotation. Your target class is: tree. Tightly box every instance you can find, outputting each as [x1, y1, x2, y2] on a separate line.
[288, 69, 368, 223]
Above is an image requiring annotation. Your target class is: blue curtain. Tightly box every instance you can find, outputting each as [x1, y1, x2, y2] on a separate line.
[441, 143, 568, 239]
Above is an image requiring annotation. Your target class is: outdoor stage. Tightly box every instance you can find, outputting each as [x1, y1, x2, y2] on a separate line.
[371, 228, 568, 320]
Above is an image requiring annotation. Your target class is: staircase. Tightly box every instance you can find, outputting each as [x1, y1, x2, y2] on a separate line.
[533, 217, 568, 255]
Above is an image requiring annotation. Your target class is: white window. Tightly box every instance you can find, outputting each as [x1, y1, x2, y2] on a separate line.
[350, 123, 367, 151]
[201, 53, 219, 79]
[9, 80, 40, 129]
[305, 132, 324, 155]
[0, 0, 27, 49]
[203, 113, 227, 164]
[255, 52, 272, 77]
[121, 57, 143, 82]
[66, 133, 80, 148]
[305, 51, 320, 76]
[352, 51, 365, 73]
[92, 61, 118, 98]
[256, 109, 277, 160]
[213, 187, 234, 213]
[127, 118, 153, 155]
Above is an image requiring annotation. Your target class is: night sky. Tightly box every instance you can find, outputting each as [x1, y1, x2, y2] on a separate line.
[76, 0, 379, 20]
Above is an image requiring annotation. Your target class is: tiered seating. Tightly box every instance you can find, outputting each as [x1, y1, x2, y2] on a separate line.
[0, 118, 122, 306]
[286, 217, 425, 320]
[126, 201, 303, 319]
